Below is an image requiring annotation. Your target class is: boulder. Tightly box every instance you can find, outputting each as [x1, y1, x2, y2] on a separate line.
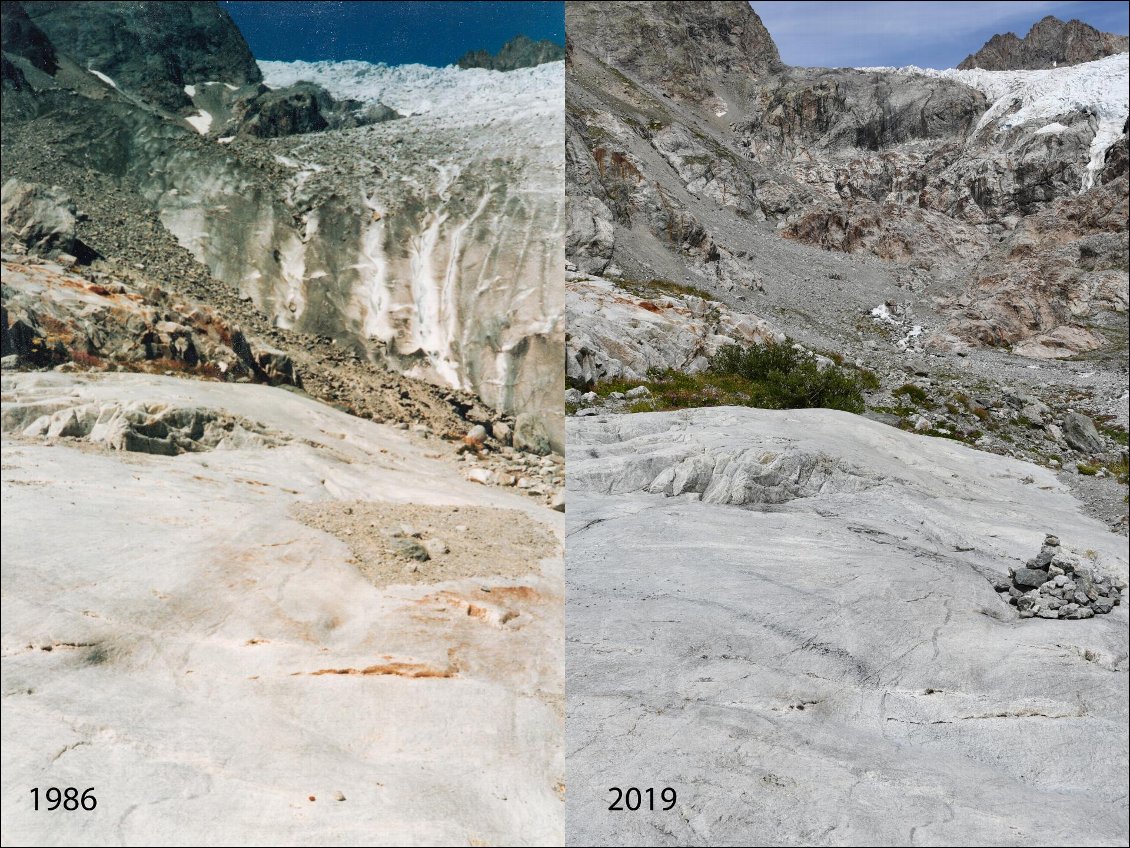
[490, 421, 511, 445]
[1013, 567, 1050, 588]
[1062, 412, 1104, 454]
[512, 412, 552, 456]
[0, 179, 77, 255]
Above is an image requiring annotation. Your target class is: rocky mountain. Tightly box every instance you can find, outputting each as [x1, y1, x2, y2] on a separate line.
[566, 0, 1127, 492]
[567, 0, 782, 99]
[960, 15, 1130, 71]
[458, 33, 565, 71]
[2, 0, 564, 452]
[20, 0, 262, 114]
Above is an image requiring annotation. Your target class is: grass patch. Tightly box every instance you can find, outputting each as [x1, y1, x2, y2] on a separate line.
[893, 383, 933, 408]
[595, 340, 873, 415]
[1077, 455, 1129, 484]
[1097, 421, 1129, 447]
[611, 277, 716, 302]
[592, 376, 641, 397]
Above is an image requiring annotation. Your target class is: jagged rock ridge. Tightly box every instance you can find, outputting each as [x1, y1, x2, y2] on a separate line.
[960, 15, 1130, 71]
[458, 34, 565, 71]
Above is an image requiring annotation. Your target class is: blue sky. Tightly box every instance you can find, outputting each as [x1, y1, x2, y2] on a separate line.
[221, 1, 564, 66]
[751, 1, 1129, 68]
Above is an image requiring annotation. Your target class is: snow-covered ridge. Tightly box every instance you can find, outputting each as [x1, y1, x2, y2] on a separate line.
[857, 53, 1129, 188]
[258, 59, 563, 124]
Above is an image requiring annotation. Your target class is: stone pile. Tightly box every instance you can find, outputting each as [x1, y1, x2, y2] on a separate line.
[996, 534, 1125, 619]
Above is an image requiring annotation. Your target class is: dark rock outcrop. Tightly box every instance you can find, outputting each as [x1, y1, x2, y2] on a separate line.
[233, 82, 330, 138]
[20, 0, 261, 113]
[959, 15, 1129, 71]
[1, 0, 56, 74]
[740, 69, 986, 154]
[229, 82, 400, 138]
[457, 34, 564, 71]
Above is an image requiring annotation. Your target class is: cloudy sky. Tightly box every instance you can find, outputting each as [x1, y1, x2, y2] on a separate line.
[752, 1, 1129, 68]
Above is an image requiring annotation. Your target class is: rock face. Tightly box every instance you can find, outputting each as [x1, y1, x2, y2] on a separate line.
[566, 272, 781, 386]
[0, 370, 564, 845]
[1, 254, 299, 384]
[1, 0, 564, 451]
[0, 179, 79, 256]
[960, 16, 1130, 71]
[567, 1, 782, 99]
[0, 0, 56, 75]
[458, 34, 565, 71]
[21, 0, 261, 113]
[566, 406, 1128, 845]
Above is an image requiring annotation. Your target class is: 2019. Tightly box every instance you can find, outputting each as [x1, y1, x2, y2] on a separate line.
[608, 786, 677, 811]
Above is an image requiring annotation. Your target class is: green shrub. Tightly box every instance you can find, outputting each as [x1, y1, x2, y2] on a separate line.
[709, 342, 869, 413]
[1098, 422, 1129, 447]
[893, 383, 932, 407]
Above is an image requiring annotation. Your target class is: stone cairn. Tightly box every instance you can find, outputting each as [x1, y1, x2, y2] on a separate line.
[995, 535, 1124, 619]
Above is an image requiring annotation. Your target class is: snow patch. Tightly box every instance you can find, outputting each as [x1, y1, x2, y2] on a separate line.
[186, 110, 213, 135]
[89, 69, 118, 89]
[870, 303, 898, 324]
[1034, 122, 1070, 135]
[897, 324, 924, 352]
[184, 84, 196, 97]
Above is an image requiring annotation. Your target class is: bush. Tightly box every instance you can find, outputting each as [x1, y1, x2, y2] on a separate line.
[708, 341, 870, 414]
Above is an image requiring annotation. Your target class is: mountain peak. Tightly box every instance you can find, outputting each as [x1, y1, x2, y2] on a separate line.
[959, 15, 1129, 70]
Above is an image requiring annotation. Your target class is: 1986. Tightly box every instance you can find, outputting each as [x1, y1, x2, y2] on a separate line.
[30, 788, 96, 811]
